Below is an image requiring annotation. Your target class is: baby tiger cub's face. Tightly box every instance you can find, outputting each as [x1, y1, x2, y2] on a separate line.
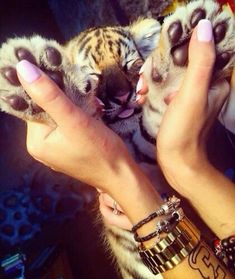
[65, 18, 161, 134]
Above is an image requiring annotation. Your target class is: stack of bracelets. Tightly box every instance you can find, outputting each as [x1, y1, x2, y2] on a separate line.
[132, 196, 235, 275]
[132, 196, 201, 275]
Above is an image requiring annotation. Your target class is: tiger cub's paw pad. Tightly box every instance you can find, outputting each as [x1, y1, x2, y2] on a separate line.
[0, 37, 67, 123]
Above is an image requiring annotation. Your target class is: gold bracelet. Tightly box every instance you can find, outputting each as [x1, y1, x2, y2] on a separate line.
[138, 216, 201, 275]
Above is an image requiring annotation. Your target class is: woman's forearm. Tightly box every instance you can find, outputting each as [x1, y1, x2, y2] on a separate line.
[105, 151, 163, 244]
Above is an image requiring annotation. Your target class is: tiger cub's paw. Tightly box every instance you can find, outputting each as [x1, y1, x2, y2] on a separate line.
[146, 0, 234, 87]
[166, 0, 233, 72]
[0, 36, 100, 124]
[0, 36, 67, 124]
[143, 0, 235, 135]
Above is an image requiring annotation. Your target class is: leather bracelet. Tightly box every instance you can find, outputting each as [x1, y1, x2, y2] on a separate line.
[138, 216, 201, 275]
[132, 196, 181, 233]
[134, 229, 161, 243]
[134, 208, 185, 243]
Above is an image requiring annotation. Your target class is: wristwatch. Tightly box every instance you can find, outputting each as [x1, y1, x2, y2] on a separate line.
[138, 216, 201, 275]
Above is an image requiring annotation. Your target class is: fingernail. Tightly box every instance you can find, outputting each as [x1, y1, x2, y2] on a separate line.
[16, 60, 41, 83]
[96, 188, 103, 193]
[135, 94, 141, 101]
[139, 65, 144, 74]
[197, 19, 213, 42]
[164, 91, 178, 105]
[136, 76, 143, 93]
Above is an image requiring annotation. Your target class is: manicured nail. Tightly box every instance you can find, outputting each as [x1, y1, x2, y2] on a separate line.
[135, 94, 141, 101]
[139, 65, 144, 74]
[96, 188, 103, 193]
[197, 19, 213, 42]
[136, 76, 143, 93]
[16, 60, 41, 83]
[164, 91, 178, 105]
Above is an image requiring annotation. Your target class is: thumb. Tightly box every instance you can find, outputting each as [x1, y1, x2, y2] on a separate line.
[178, 20, 216, 108]
[16, 60, 89, 132]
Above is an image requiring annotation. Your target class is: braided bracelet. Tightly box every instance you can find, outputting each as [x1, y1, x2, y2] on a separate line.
[134, 208, 185, 243]
[132, 196, 181, 233]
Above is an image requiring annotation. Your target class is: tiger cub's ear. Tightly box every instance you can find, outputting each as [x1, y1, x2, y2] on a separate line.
[128, 18, 161, 59]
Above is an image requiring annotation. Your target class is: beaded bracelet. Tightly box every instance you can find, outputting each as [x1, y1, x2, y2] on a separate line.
[213, 235, 235, 272]
[132, 196, 181, 233]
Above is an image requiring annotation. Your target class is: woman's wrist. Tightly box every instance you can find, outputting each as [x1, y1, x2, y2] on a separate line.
[157, 149, 210, 195]
[159, 155, 235, 238]
[103, 150, 163, 229]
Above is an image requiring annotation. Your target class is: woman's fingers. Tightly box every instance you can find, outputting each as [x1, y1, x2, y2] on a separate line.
[99, 192, 124, 213]
[178, 20, 216, 108]
[16, 60, 89, 132]
[136, 74, 148, 95]
[99, 193, 132, 231]
[136, 74, 148, 105]
[164, 91, 178, 105]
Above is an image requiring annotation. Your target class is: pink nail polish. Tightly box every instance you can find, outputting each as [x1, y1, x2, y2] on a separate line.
[197, 19, 213, 42]
[16, 60, 41, 83]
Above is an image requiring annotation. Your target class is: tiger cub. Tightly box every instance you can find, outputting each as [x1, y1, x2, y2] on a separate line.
[0, 1, 234, 278]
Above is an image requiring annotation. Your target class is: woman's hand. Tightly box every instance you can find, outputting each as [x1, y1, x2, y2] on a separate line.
[137, 21, 235, 238]
[16, 60, 132, 193]
[138, 21, 230, 190]
[16, 60, 162, 230]
[157, 24, 229, 177]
